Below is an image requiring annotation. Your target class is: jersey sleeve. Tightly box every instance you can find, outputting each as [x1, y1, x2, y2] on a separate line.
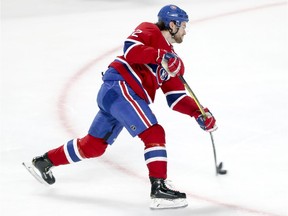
[161, 76, 199, 117]
[123, 23, 162, 64]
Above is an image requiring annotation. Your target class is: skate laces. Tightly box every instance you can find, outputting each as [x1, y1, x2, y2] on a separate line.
[41, 169, 54, 181]
[44, 166, 54, 176]
[164, 180, 180, 193]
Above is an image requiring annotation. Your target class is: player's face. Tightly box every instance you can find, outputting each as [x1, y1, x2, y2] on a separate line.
[174, 22, 187, 43]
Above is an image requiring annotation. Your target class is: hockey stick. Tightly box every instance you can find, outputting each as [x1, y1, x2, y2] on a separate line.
[178, 75, 227, 175]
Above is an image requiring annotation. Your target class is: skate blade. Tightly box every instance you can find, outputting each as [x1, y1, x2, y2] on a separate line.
[22, 162, 49, 186]
[150, 198, 188, 210]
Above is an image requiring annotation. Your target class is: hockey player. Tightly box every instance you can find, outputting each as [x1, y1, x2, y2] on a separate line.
[28, 5, 217, 209]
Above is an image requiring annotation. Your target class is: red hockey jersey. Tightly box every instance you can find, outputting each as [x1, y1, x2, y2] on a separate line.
[109, 22, 199, 117]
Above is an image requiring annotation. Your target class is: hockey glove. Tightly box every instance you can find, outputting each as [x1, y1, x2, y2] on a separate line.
[156, 50, 184, 77]
[194, 108, 217, 132]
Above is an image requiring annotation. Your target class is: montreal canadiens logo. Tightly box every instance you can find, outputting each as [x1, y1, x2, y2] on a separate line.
[159, 68, 168, 81]
[170, 5, 177, 10]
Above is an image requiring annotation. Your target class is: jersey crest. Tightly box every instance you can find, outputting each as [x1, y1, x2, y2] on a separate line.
[146, 63, 170, 86]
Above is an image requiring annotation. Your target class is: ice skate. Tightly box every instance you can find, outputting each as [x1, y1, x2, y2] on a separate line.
[149, 177, 188, 209]
[31, 153, 55, 185]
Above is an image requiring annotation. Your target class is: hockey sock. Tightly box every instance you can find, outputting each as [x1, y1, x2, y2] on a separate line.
[47, 139, 84, 166]
[144, 144, 167, 179]
[138, 124, 167, 179]
[47, 134, 108, 166]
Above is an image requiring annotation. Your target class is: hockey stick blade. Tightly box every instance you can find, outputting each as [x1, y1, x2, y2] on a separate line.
[217, 162, 227, 175]
[22, 162, 49, 186]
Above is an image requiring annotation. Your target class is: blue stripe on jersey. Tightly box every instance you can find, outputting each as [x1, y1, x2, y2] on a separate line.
[123, 39, 144, 55]
[144, 147, 167, 164]
[67, 140, 81, 163]
[123, 40, 135, 54]
[166, 92, 186, 107]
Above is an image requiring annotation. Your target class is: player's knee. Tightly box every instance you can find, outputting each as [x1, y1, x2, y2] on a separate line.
[78, 134, 108, 158]
[138, 124, 166, 145]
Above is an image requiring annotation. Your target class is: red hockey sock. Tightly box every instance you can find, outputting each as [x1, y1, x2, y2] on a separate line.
[47, 144, 69, 166]
[139, 124, 167, 179]
[144, 144, 167, 179]
[47, 134, 108, 166]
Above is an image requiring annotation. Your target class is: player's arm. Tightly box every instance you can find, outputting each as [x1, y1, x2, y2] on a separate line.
[123, 38, 162, 64]
[161, 77, 199, 117]
[162, 78, 217, 132]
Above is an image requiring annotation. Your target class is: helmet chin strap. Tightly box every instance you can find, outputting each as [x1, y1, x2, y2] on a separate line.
[169, 26, 179, 38]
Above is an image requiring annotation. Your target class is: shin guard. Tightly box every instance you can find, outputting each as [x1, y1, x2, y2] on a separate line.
[144, 143, 167, 179]
[139, 124, 167, 179]
[47, 134, 108, 166]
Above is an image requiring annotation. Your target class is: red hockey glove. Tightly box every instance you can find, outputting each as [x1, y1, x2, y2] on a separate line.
[194, 108, 218, 132]
[156, 50, 184, 77]
[156, 49, 167, 64]
[163, 53, 184, 77]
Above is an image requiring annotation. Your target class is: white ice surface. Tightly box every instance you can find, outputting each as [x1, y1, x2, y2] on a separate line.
[1, 0, 287, 216]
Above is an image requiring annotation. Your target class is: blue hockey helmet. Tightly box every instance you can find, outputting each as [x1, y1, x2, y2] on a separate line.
[158, 5, 189, 28]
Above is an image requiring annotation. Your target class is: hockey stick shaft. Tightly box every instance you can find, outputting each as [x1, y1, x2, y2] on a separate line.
[178, 75, 206, 117]
[178, 75, 219, 174]
[162, 60, 206, 117]
[209, 132, 219, 175]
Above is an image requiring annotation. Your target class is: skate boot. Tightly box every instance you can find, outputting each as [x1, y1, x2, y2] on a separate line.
[149, 177, 188, 209]
[32, 153, 55, 185]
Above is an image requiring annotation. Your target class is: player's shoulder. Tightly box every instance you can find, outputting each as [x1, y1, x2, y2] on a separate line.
[136, 22, 160, 33]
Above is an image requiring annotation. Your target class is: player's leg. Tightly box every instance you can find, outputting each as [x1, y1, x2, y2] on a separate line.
[31, 80, 124, 185]
[106, 81, 167, 178]
[107, 81, 187, 208]
[138, 124, 167, 179]
[138, 124, 187, 209]
[46, 109, 123, 165]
